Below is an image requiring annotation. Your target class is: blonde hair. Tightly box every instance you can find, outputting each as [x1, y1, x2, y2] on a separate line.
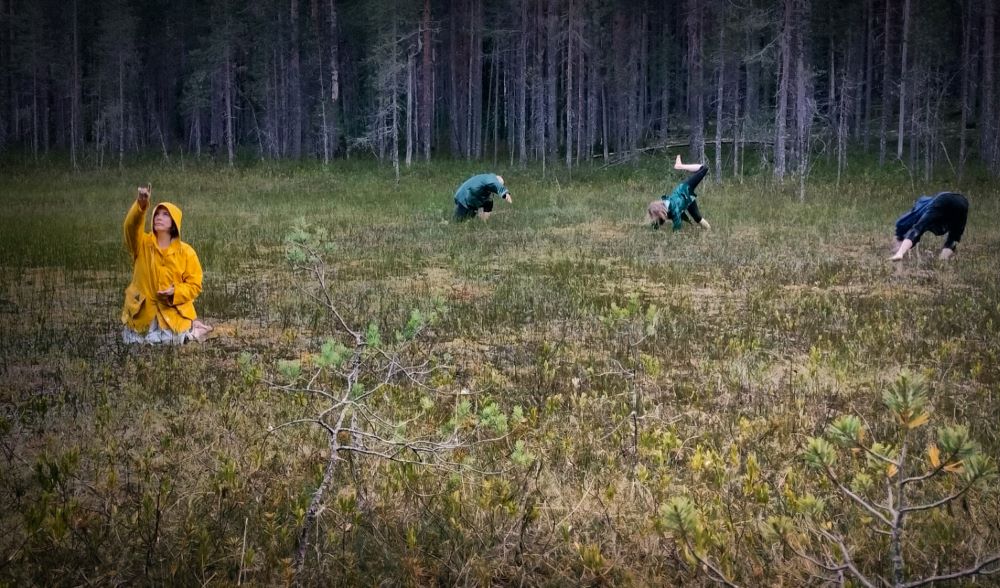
[647, 200, 668, 227]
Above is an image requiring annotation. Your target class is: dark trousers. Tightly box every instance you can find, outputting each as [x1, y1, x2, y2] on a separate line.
[453, 199, 493, 221]
[683, 165, 708, 192]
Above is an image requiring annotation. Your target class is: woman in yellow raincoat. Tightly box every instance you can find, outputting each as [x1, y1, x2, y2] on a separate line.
[121, 185, 211, 344]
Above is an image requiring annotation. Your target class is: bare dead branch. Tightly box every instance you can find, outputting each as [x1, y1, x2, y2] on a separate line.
[899, 554, 1000, 588]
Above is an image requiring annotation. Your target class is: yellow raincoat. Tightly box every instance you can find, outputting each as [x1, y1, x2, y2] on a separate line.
[121, 201, 203, 334]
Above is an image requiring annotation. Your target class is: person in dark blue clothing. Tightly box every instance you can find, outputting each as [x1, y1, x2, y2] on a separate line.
[453, 173, 512, 222]
[891, 192, 969, 261]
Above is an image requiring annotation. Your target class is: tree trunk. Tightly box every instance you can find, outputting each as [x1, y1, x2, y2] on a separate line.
[895, 0, 910, 160]
[328, 0, 341, 157]
[406, 51, 414, 167]
[225, 40, 235, 166]
[862, 0, 873, 150]
[794, 0, 811, 201]
[420, 0, 431, 160]
[837, 53, 850, 184]
[289, 0, 302, 158]
[545, 0, 557, 158]
[982, 0, 997, 174]
[637, 10, 647, 147]
[959, 0, 972, 176]
[687, 0, 705, 163]
[491, 42, 499, 164]
[516, 0, 527, 164]
[565, 0, 573, 168]
[391, 17, 400, 180]
[879, 0, 892, 166]
[471, 0, 483, 158]
[118, 54, 125, 168]
[70, 0, 81, 168]
[774, 0, 792, 179]
[714, 20, 725, 182]
[733, 78, 741, 179]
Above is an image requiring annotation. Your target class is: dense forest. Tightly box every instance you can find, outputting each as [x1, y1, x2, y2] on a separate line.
[1, 0, 998, 179]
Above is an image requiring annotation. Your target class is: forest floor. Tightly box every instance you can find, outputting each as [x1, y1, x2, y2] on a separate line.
[2, 158, 999, 585]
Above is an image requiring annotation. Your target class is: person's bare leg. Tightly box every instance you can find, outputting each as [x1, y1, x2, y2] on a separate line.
[891, 238, 914, 261]
[674, 154, 704, 173]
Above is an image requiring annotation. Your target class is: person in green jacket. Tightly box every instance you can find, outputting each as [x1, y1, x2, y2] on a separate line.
[647, 155, 711, 231]
[453, 173, 512, 222]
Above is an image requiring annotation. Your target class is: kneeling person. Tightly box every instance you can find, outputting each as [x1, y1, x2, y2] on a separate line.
[453, 173, 512, 222]
[891, 192, 968, 261]
[121, 185, 212, 344]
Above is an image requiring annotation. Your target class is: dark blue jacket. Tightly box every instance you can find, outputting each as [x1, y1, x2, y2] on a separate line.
[895, 192, 969, 251]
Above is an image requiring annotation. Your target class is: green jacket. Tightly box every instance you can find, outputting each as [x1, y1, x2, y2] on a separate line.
[661, 183, 696, 231]
[454, 174, 508, 209]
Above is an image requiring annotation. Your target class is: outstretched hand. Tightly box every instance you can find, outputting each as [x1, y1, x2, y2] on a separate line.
[503, 193, 513, 204]
[137, 184, 151, 211]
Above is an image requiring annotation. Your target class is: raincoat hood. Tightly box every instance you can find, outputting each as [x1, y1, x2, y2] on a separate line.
[153, 202, 183, 236]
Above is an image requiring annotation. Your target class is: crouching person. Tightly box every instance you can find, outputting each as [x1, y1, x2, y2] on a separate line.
[891, 192, 969, 261]
[453, 173, 512, 222]
[121, 185, 212, 344]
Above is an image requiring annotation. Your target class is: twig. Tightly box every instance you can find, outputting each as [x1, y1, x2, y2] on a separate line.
[900, 553, 1000, 588]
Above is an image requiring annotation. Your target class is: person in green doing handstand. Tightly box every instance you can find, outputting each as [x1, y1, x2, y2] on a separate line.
[453, 173, 512, 222]
[647, 155, 712, 231]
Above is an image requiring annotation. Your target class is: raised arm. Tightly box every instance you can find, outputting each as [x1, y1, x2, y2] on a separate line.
[124, 186, 150, 259]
